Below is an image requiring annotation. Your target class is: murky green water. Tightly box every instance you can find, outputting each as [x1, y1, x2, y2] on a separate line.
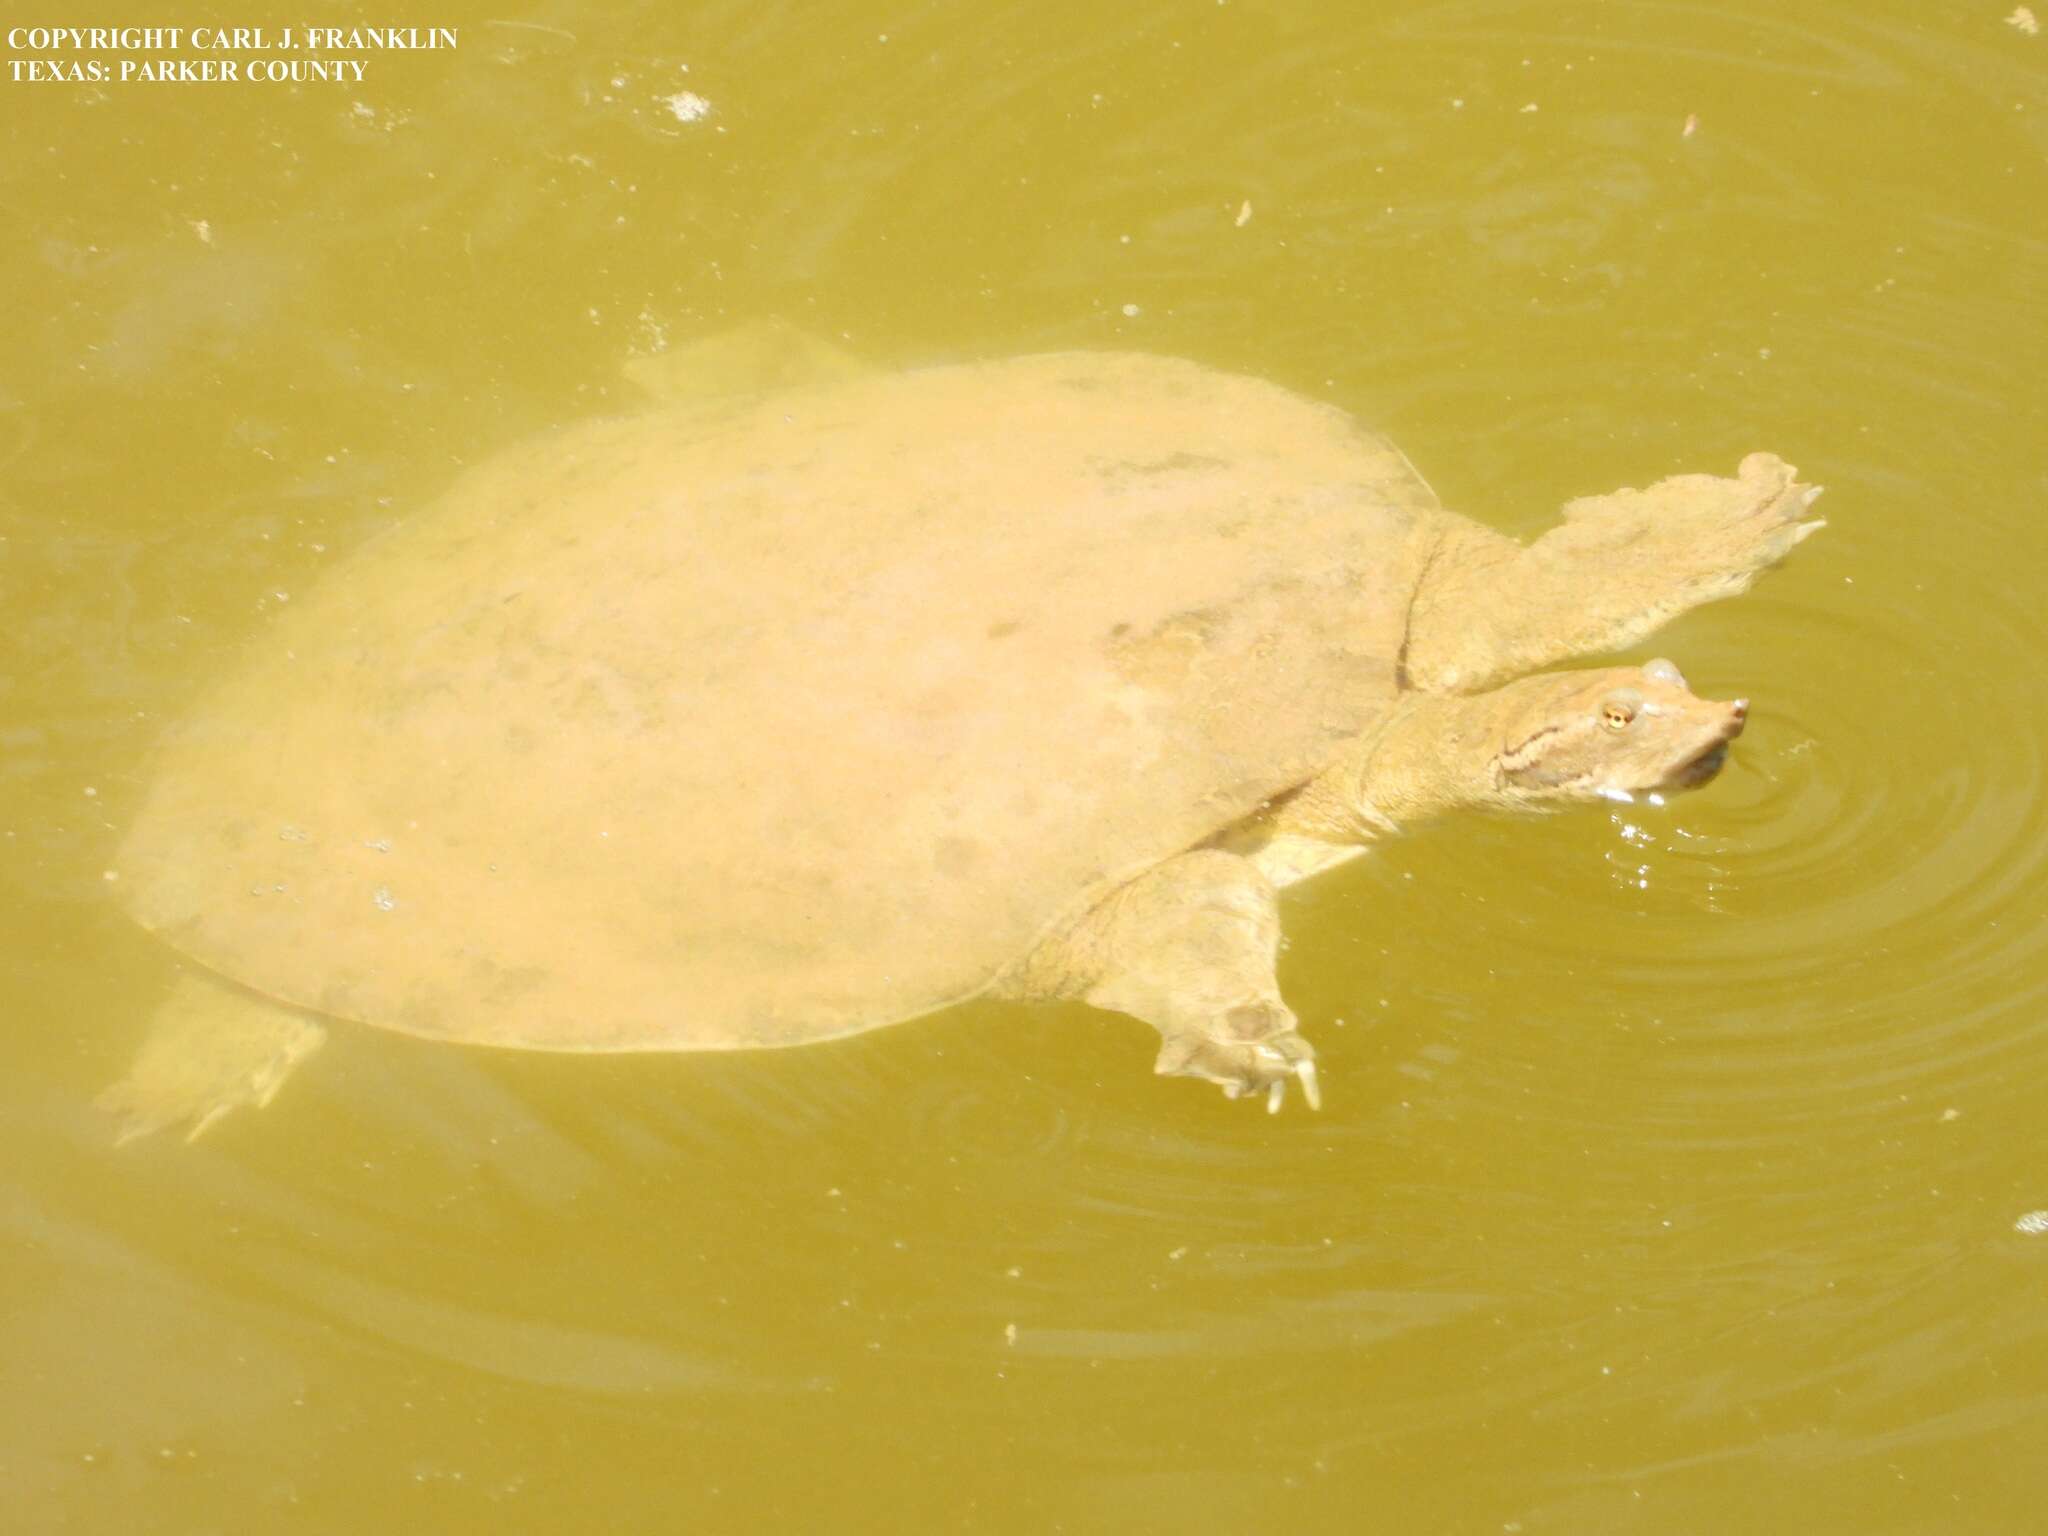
[6, 1, 2046, 1530]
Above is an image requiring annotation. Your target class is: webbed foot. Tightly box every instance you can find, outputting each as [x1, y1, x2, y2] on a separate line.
[1155, 1000, 1321, 1114]
[1407, 453, 1826, 693]
[1024, 848, 1321, 1115]
[1549, 452, 1825, 610]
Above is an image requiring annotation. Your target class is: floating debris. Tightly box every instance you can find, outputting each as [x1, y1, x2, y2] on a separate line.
[661, 90, 714, 124]
[2008, 7, 2038, 35]
[483, 18, 579, 44]
[1234, 199, 1253, 227]
[1682, 113, 1699, 138]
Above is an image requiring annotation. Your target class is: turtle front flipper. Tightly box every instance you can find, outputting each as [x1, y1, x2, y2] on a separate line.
[1152, 1005, 1321, 1115]
[1003, 849, 1321, 1113]
[96, 971, 327, 1145]
[1407, 453, 1824, 692]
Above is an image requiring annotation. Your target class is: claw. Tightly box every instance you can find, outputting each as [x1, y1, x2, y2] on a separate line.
[1159, 1023, 1320, 1112]
[1295, 1058, 1322, 1112]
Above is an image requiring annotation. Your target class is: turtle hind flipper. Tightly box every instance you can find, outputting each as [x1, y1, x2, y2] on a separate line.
[97, 971, 327, 1145]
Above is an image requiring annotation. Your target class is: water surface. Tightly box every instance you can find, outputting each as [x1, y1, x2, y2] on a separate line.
[5, 1, 2045, 1530]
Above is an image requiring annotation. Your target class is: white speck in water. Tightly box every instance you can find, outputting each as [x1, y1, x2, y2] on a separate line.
[372, 886, 397, 912]
[1520, 102, 1539, 113]
[662, 91, 714, 124]
[1644, 791, 1667, 807]
[102, 869, 119, 883]
[2008, 7, 2038, 36]
[364, 838, 392, 853]
[1003, 1323, 1018, 1346]
[1121, 302, 1142, 317]
[1234, 199, 1253, 227]
[2016, 1210, 2048, 1234]
[279, 824, 309, 842]
[82, 785, 97, 798]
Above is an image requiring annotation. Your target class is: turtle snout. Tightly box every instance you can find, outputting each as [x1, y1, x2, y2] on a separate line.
[1665, 699, 1747, 790]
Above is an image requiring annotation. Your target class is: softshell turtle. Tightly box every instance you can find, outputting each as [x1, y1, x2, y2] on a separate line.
[100, 337, 1823, 1140]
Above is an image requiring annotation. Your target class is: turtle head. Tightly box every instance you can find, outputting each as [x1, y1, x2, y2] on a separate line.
[1487, 658, 1747, 805]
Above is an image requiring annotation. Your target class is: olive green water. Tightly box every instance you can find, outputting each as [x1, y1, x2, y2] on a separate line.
[5, 1, 2045, 1530]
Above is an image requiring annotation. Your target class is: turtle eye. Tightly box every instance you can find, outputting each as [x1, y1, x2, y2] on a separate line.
[1601, 697, 1637, 731]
